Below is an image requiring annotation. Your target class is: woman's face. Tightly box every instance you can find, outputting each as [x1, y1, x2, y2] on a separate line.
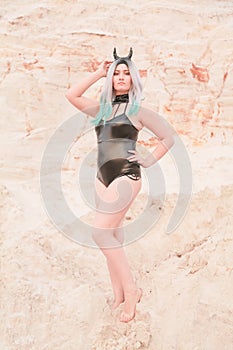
[112, 63, 132, 95]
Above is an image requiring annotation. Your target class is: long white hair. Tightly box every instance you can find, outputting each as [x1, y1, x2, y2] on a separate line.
[92, 59, 143, 125]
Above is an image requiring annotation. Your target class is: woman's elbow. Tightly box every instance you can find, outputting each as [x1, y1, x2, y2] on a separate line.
[169, 134, 175, 148]
[65, 91, 72, 101]
[162, 134, 175, 150]
[65, 92, 78, 106]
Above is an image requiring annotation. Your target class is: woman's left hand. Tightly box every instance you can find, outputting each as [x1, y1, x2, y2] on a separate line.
[127, 150, 155, 168]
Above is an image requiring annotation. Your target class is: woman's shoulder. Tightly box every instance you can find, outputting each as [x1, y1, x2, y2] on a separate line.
[137, 104, 159, 120]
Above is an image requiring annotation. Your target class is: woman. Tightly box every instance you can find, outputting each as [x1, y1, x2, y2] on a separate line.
[66, 48, 174, 322]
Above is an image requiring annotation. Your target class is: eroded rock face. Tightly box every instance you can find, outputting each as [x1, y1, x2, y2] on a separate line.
[1, 0, 233, 142]
[1, 1, 233, 350]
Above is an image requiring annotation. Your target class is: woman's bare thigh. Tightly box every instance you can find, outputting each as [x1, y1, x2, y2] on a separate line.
[94, 176, 142, 229]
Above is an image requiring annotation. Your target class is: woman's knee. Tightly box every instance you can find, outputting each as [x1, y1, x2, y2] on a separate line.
[92, 216, 121, 247]
[92, 226, 120, 248]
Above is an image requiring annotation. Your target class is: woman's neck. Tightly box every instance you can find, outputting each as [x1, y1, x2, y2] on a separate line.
[113, 93, 129, 104]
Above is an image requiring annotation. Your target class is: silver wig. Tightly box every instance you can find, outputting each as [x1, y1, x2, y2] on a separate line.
[92, 58, 143, 125]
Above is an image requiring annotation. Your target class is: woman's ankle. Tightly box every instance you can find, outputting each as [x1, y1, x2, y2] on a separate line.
[123, 285, 138, 294]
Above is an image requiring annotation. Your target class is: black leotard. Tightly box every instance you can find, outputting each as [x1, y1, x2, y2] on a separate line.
[95, 103, 141, 187]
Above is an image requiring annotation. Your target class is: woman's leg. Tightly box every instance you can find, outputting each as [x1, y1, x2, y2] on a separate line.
[95, 179, 126, 309]
[107, 222, 125, 309]
[94, 176, 140, 248]
[95, 179, 125, 309]
[93, 176, 142, 321]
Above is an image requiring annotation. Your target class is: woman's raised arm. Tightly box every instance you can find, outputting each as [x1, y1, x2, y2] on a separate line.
[65, 60, 112, 117]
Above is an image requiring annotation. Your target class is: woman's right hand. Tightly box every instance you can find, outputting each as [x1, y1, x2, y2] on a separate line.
[96, 60, 113, 77]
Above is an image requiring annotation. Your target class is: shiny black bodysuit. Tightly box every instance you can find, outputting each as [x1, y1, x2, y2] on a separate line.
[95, 102, 141, 187]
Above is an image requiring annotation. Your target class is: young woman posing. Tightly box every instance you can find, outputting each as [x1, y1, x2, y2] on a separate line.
[66, 48, 174, 322]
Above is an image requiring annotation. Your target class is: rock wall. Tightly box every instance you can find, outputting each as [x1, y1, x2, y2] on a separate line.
[1, 1, 233, 141]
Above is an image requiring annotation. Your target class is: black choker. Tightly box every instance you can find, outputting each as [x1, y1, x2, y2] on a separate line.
[112, 94, 129, 105]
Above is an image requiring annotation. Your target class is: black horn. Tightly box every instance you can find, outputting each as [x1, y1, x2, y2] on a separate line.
[127, 47, 133, 59]
[113, 48, 120, 60]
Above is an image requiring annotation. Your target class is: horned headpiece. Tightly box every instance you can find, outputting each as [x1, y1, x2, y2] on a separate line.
[113, 47, 133, 61]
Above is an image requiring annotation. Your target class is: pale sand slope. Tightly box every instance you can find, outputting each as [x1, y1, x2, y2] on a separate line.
[0, 178, 233, 350]
[1, 131, 233, 349]
[1, 0, 233, 349]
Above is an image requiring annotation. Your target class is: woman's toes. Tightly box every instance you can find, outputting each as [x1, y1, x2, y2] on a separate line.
[120, 311, 135, 323]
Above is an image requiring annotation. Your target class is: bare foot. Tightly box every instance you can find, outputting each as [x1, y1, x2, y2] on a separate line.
[111, 296, 125, 310]
[107, 290, 125, 310]
[120, 288, 142, 322]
